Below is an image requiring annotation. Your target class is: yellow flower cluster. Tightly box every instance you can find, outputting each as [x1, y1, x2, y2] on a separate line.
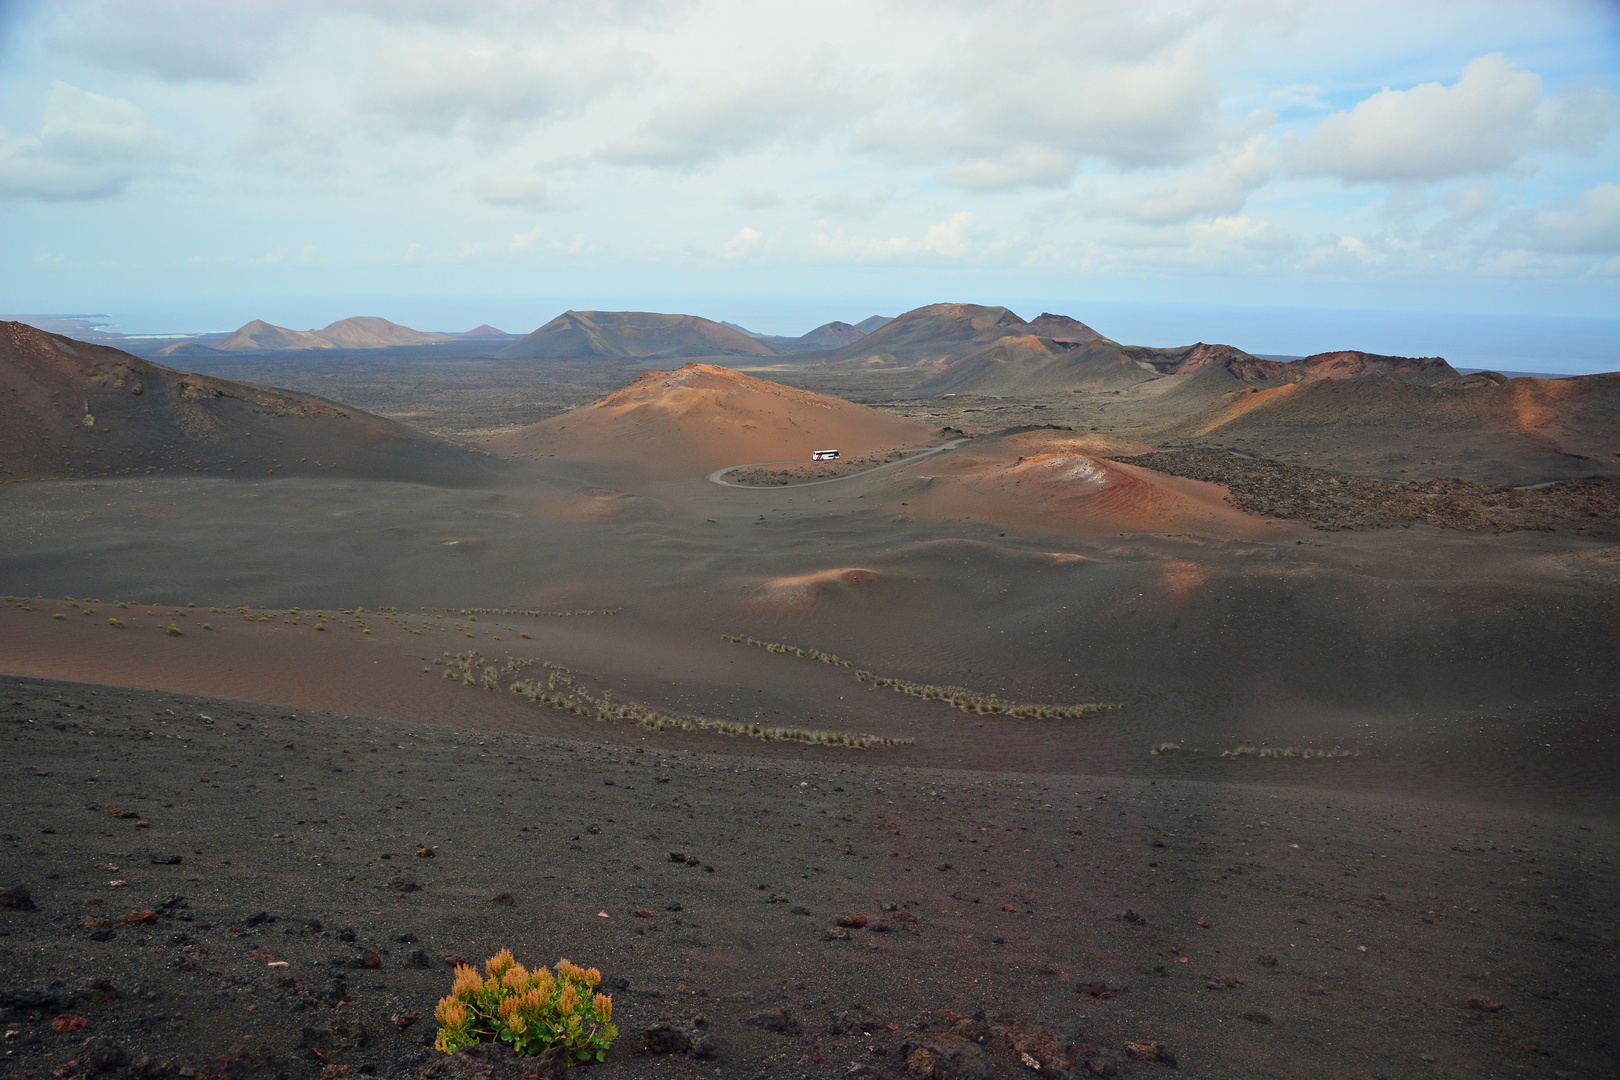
[451, 964, 484, 999]
[434, 950, 618, 1062]
[435, 998, 467, 1028]
[554, 959, 602, 987]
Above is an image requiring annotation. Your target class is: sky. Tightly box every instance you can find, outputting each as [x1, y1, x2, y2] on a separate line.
[1, 0, 1617, 370]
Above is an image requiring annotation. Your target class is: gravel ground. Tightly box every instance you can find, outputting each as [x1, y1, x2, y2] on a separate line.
[4, 676, 1616, 1080]
[1110, 450, 1620, 537]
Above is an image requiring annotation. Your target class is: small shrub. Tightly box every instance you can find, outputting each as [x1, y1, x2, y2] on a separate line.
[108, 618, 125, 628]
[435, 951, 616, 1064]
[314, 623, 326, 631]
[201, 623, 212, 630]
[53, 613, 65, 620]
[165, 624, 181, 637]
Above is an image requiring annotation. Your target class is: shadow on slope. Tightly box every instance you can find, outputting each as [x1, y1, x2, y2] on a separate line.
[0, 321, 506, 485]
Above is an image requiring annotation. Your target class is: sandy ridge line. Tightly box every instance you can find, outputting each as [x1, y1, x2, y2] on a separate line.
[706, 437, 970, 488]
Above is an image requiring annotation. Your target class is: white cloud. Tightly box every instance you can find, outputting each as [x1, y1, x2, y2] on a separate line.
[809, 212, 977, 261]
[862, 16, 1224, 191]
[231, 96, 347, 176]
[356, 29, 636, 145]
[509, 226, 545, 252]
[1294, 53, 1618, 183]
[723, 227, 764, 260]
[1421, 184, 1500, 248]
[357, 39, 567, 140]
[1096, 134, 1273, 224]
[1270, 84, 1331, 111]
[0, 81, 165, 200]
[809, 189, 893, 217]
[1531, 84, 1620, 154]
[598, 60, 866, 168]
[1507, 181, 1620, 254]
[729, 190, 782, 210]
[49, 0, 293, 82]
[940, 148, 1077, 193]
[2, 1, 1618, 312]
[473, 172, 550, 209]
[1188, 215, 1273, 247]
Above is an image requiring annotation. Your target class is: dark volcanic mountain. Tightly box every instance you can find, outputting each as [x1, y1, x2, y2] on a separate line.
[729, 319, 875, 353]
[154, 341, 223, 358]
[904, 336, 1157, 397]
[908, 335, 1461, 400]
[795, 320, 870, 349]
[1164, 367, 1620, 481]
[821, 303, 1035, 369]
[0, 321, 497, 484]
[497, 311, 777, 360]
[1026, 312, 1112, 344]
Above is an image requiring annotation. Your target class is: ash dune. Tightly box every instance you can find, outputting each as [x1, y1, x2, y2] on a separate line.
[748, 566, 886, 612]
[488, 362, 938, 476]
[0, 320, 497, 483]
[497, 310, 776, 360]
[871, 428, 1281, 539]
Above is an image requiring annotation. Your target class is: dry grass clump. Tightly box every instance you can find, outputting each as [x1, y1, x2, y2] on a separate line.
[443, 607, 620, 618]
[1220, 745, 1358, 760]
[724, 634, 1114, 719]
[438, 651, 910, 750]
[853, 669, 1112, 718]
[721, 634, 852, 666]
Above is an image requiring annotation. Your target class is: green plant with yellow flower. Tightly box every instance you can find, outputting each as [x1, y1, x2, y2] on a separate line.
[435, 950, 616, 1064]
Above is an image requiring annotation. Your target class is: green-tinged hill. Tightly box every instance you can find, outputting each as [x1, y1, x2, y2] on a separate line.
[497, 311, 777, 360]
[213, 316, 458, 351]
[818, 303, 1041, 369]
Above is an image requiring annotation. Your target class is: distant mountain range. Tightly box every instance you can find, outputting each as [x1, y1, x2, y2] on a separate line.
[496, 310, 897, 360]
[160, 317, 512, 355]
[181, 311, 900, 360]
[131, 303, 1494, 408]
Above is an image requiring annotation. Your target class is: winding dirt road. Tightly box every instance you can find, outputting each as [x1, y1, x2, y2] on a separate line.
[707, 438, 969, 488]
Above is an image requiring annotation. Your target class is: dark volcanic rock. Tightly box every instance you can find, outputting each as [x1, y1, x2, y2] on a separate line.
[643, 1015, 715, 1057]
[743, 1007, 799, 1034]
[1, 981, 77, 1015]
[0, 885, 36, 911]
